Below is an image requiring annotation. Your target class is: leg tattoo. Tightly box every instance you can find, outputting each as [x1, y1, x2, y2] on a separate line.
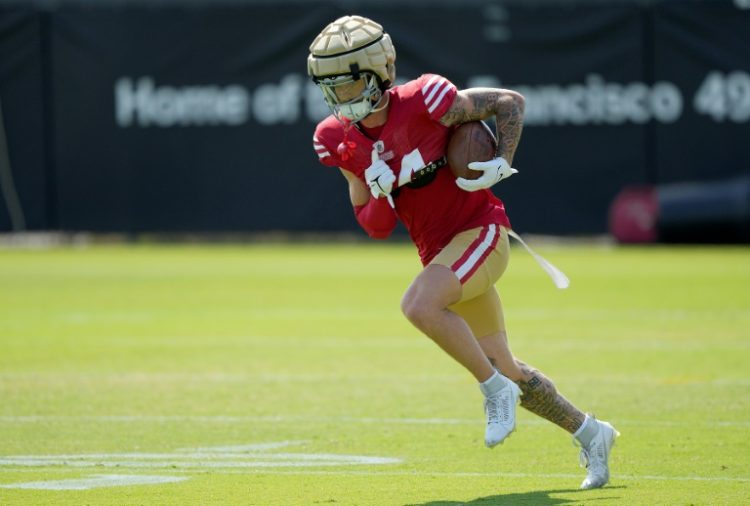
[516, 362, 585, 434]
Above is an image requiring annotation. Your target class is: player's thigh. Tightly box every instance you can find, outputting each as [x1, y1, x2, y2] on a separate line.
[429, 224, 510, 303]
[449, 286, 505, 339]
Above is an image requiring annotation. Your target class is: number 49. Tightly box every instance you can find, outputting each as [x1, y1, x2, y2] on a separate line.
[693, 71, 750, 123]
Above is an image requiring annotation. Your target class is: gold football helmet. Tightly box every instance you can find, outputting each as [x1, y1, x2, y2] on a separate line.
[308, 15, 396, 122]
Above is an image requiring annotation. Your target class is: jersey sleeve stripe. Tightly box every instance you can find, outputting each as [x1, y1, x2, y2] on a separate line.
[313, 138, 331, 159]
[427, 84, 453, 114]
[423, 77, 448, 109]
[421, 75, 440, 96]
[312, 130, 340, 166]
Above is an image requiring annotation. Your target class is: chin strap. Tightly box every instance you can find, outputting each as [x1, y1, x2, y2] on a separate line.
[368, 92, 390, 115]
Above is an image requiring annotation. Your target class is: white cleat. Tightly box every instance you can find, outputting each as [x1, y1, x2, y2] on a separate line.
[577, 418, 620, 489]
[482, 378, 521, 448]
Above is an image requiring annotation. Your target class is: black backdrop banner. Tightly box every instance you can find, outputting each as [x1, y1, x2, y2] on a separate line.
[0, 7, 48, 231]
[0, 0, 748, 234]
[652, 1, 750, 184]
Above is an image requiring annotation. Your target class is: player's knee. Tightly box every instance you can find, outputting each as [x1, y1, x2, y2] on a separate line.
[400, 293, 422, 325]
[400, 291, 433, 328]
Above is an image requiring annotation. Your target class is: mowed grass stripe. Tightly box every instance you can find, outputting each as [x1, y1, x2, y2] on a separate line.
[1, 415, 749, 427]
[2, 468, 749, 483]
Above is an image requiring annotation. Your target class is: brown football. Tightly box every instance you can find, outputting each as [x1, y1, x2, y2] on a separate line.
[446, 121, 498, 180]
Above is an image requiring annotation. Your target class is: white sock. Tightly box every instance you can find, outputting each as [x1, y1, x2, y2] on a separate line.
[574, 414, 600, 447]
[479, 371, 507, 397]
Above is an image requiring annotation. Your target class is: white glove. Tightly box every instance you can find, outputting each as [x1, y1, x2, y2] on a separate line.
[365, 149, 396, 207]
[456, 157, 518, 192]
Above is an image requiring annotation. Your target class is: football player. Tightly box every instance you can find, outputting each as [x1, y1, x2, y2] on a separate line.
[309, 15, 618, 490]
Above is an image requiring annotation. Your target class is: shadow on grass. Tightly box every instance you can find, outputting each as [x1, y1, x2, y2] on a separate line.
[404, 487, 626, 506]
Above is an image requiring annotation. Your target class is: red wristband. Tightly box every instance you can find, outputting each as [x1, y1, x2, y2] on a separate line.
[353, 197, 397, 239]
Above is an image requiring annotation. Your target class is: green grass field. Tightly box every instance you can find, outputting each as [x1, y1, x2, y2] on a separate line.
[0, 241, 748, 505]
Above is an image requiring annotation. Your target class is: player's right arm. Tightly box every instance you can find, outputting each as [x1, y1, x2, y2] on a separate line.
[339, 168, 396, 240]
[340, 168, 370, 206]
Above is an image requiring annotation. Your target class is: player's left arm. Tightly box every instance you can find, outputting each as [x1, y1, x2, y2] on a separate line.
[439, 89, 525, 165]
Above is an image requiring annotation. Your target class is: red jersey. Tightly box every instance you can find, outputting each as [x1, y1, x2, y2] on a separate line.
[313, 73, 511, 265]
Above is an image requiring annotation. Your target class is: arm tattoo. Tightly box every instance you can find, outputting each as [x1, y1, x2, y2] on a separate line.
[494, 95, 524, 164]
[441, 88, 525, 165]
[515, 361, 585, 434]
[440, 91, 497, 125]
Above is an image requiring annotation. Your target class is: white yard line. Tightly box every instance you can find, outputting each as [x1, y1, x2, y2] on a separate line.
[0, 474, 186, 490]
[0, 442, 402, 470]
[0, 459, 400, 469]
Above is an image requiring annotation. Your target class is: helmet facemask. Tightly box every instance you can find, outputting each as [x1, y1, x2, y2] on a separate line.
[315, 71, 384, 123]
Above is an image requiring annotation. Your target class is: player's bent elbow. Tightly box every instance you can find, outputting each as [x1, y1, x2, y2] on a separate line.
[367, 227, 393, 240]
[505, 90, 525, 113]
[360, 219, 395, 239]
